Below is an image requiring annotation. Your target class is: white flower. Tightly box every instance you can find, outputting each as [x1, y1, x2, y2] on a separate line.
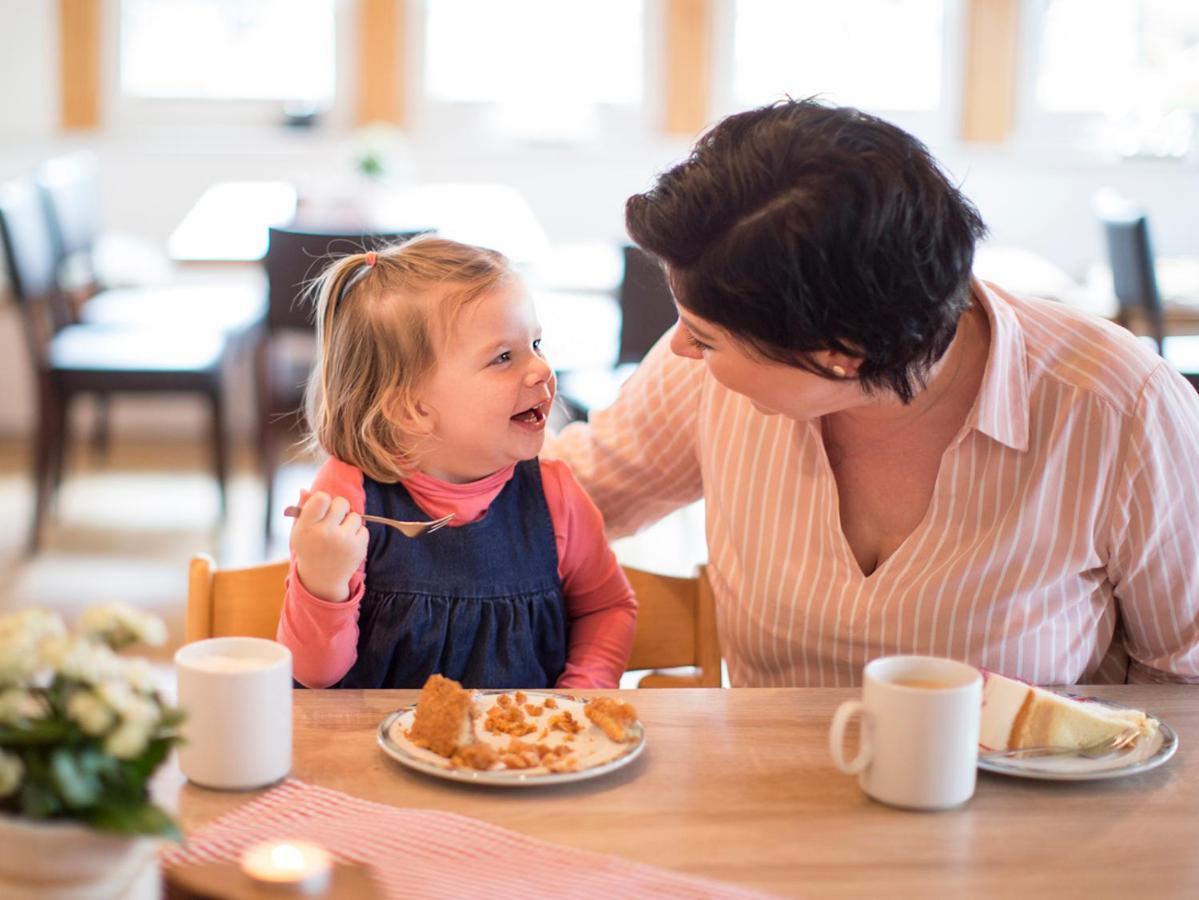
[104, 719, 150, 760]
[0, 609, 66, 644]
[0, 750, 23, 798]
[0, 610, 66, 688]
[120, 659, 159, 696]
[97, 681, 160, 727]
[41, 635, 124, 685]
[78, 603, 167, 650]
[67, 689, 115, 736]
[0, 687, 43, 725]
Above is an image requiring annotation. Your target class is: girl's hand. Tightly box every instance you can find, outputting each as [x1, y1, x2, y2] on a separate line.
[290, 492, 369, 602]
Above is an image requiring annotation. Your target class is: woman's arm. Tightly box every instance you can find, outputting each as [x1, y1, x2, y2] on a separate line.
[276, 458, 368, 688]
[1107, 363, 1199, 683]
[540, 459, 637, 689]
[544, 328, 706, 538]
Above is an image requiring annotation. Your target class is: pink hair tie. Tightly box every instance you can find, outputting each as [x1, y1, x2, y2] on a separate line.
[364, 250, 378, 267]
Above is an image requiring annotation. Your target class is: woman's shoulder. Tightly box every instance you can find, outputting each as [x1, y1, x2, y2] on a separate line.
[991, 283, 1164, 416]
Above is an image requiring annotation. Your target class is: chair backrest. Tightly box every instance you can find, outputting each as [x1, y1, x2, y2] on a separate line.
[1095, 192, 1164, 354]
[37, 151, 101, 260]
[185, 555, 722, 687]
[0, 177, 72, 361]
[617, 245, 677, 364]
[263, 227, 428, 332]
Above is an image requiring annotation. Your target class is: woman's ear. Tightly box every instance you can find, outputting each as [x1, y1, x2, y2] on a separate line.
[816, 350, 861, 379]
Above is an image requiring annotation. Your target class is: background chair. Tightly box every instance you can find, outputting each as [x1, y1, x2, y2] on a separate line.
[1095, 191, 1199, 390]
[37, 152, 265, 457]
[0, 177, 234, 552]
[258, 226, 428, 539]
[186, 555, 722, 687]
[556, 245, 677, 417]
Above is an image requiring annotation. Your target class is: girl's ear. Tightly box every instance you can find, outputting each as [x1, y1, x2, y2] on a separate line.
[384, 389, 435, 435]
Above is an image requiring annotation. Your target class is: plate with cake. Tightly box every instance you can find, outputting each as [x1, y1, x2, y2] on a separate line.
[977, 671, 1177, 780]
[377, 675, 646, 786]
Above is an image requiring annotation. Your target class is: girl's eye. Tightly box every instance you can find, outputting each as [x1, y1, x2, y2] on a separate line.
[686, 333, 712, 352]
[532, 338, 542, 352]
[492, 351, 512, 365]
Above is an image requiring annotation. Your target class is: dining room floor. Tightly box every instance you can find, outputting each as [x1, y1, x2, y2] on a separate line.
[0, 436, 707, 672]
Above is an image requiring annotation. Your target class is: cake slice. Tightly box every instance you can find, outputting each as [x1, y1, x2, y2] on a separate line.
[980, 671, 1157, 751]
[407, 674, 478, 758]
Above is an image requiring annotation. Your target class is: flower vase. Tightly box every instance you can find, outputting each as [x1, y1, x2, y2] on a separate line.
[0, 814, 160, 899]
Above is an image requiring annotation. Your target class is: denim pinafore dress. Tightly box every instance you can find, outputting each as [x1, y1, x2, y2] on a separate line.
[335, 459, 568, 689]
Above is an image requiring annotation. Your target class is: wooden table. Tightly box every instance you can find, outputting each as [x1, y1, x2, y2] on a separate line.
[161, 686, 1197, 898]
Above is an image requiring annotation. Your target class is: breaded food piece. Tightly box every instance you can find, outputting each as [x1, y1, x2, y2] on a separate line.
[548, 710, 584, 735]
[451, 742, 499, 770]
[484, 702, 537, 737]
[585, 697, 638, 743]
[407, 674, 477, 757]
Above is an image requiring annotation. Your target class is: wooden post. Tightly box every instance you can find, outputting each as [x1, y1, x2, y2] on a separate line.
[961, 0, 1020, 143]
[663, 0, 712, 136]
[59, 0, 102, 130]
[356, 0, 406, 125]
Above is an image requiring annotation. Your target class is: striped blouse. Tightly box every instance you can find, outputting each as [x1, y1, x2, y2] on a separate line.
[546, 279, 1199, 687]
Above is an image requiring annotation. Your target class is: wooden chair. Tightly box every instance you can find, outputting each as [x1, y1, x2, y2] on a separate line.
[0, 177, 235, 552]
[258, 226, 427, 540]
[186, 556, 722, 687]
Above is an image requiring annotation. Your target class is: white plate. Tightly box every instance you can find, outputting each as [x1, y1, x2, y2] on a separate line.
[977, 694, 1179, 781]
[377, 690, 646, 787]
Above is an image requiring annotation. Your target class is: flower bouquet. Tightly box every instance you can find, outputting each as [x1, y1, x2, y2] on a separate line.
[0, 604, 183, 839]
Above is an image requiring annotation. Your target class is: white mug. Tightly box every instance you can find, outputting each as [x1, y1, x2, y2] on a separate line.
[829, 655, 981, 810]
[175, 637, 293, 790]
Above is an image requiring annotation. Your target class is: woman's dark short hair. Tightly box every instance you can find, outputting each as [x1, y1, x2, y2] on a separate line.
[626, 98, 987, 402]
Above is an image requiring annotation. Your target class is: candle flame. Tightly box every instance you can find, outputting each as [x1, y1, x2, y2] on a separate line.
[269, 843, 306, 873]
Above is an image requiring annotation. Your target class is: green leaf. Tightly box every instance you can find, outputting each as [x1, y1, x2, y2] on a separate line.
[0, 720, 73, 747]
[51, 749, 100, 809]
[18, 780, 62, 819]
[85, 803, 181, 840]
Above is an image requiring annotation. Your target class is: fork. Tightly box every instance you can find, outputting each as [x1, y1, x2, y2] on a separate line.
[283, 506, 454, 538]
[980, 728, 1141, 761]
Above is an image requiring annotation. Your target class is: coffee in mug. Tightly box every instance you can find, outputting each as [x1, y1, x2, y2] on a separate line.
[829, 655, 981, 810]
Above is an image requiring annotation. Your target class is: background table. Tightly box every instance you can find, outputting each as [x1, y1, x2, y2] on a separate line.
[161, 686, 1197, 898]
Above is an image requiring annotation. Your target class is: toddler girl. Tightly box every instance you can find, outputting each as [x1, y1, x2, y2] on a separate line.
[277, 236, 636, 689]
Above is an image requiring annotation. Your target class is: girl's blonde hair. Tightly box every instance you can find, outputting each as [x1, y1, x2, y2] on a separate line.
[303, 234, 513, 481]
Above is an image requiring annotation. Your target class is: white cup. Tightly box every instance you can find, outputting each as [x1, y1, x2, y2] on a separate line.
[175, 637, 293, 790]
[829, 655, 981, 810]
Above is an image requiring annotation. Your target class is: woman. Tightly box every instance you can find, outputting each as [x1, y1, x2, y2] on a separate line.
[548, 99, 1199, 687]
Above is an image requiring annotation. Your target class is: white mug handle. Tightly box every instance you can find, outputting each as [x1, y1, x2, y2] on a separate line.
[829, 699, 872, 775]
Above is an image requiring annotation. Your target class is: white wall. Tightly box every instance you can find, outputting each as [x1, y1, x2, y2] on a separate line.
[2, 2, 1198, 439]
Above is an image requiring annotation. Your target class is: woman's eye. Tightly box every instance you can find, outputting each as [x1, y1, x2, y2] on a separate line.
[686, 333, 711, 352]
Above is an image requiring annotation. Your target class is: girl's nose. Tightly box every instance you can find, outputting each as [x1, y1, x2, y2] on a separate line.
[526, 355, 552, 386]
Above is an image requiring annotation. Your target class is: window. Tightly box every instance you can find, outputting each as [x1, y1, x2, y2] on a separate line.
[119, 0, 336, 106]
[731, 0, 946, 112]
[420, 0, 645, 141]
[1028, 0, 1198, 156]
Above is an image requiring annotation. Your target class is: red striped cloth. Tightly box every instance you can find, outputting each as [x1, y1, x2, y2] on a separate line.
[162, 779, 767, 899]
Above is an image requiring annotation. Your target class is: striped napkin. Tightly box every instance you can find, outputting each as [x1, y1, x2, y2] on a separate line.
[162, 779, 770, 899]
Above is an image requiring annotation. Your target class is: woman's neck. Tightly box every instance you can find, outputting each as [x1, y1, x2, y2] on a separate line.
[829, 303, 990, 437]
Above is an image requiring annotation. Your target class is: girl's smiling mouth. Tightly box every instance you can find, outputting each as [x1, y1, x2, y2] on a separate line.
[510, 401, 548, 429]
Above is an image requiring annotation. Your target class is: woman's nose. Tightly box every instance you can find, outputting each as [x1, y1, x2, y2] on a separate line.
[670, 322, 701, 359]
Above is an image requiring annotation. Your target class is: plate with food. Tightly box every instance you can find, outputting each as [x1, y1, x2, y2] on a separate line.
[377, 675, 646, 786]
[976, 672, 1177, 781]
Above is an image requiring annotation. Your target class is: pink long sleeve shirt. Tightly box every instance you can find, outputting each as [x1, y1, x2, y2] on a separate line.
[278, 457, 636, 689]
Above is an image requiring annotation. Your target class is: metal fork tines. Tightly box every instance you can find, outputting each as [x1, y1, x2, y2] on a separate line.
[282, 506, 454, 538]
[980, 728, 1142, 761]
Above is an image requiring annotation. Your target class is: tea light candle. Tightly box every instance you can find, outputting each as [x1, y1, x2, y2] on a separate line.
[240, 840, 332, 893]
